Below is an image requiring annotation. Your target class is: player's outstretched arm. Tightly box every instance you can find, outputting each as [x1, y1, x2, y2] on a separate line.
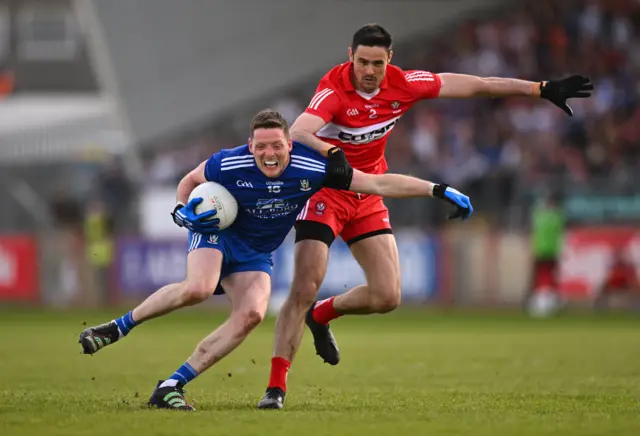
[322, 147, 472, 220]
[349, 170, 473, 220]
[290, 113, 334, 157]
[438, 73, 593, 116]
[349, 170, 434, 198]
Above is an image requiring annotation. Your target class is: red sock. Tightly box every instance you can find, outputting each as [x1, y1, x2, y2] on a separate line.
[312, 297, 343, 325]
[268, 357, 291, 391]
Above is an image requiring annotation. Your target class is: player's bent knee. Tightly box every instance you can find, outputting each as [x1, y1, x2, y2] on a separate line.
[369, 282, 402, 313]
[374, 291, 401, 313]
[235, 308, 265, 335]
[289, 274, 323, 307]
[180, 281, 214, 305]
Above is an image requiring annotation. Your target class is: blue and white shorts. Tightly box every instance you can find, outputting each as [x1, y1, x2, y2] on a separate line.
[187, 230, 273, 295]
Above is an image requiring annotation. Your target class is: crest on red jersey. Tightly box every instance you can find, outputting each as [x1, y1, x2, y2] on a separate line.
[391, 101, 400, 109]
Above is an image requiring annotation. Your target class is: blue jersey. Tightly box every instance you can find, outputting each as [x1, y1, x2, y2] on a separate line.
[204, 141, 329, 253]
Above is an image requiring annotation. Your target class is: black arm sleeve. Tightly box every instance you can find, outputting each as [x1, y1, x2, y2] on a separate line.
[322, 147, 354, 191]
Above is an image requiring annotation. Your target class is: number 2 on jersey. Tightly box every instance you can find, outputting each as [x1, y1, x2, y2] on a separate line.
[369, 109, 377, 119]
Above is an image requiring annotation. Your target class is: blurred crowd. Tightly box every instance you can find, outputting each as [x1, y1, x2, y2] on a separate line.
[396, 0, 640, 186]
[143, 0, 640, 204]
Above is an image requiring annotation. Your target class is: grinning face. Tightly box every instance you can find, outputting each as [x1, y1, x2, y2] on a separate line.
[349, 45, 392, 93]
[249, 127, 292, 178]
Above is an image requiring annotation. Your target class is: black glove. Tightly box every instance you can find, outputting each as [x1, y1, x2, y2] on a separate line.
[540, 75, 593, 116]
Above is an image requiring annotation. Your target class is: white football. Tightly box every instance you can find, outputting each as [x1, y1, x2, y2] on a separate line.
[188, 182, 238, 230]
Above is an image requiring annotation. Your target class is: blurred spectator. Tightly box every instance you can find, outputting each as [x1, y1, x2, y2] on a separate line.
[528, 190, 565, 302]
[49, 188, 85, 306]
[84, 198, 114, 306]
[594, 247, 640, 311]
[96, 157, 135, 233]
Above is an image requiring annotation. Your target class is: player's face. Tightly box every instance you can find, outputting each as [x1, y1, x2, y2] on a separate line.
[349, 45, 392, 93]
[249, 128, 293, 178]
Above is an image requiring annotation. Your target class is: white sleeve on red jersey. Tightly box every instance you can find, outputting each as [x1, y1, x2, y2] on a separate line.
[304, 80, 341, 123]
[405, 70, 442, 99]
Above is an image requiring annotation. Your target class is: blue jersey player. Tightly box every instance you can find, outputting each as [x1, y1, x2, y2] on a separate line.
[78, 109, 472, 410]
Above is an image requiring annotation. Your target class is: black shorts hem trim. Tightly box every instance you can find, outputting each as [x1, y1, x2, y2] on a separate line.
[345, 228, 393, 246]
[294, 221, 336, 247]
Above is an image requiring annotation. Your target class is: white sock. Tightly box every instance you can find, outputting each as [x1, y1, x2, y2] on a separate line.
[159, 379, 179, 388]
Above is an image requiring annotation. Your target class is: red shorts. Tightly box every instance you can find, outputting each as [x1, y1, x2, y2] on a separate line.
[532, 259, 558, 289]
[296, 188, 391, 243]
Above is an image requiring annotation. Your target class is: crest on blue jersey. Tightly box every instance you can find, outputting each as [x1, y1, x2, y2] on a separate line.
[300, 179, 312, 192]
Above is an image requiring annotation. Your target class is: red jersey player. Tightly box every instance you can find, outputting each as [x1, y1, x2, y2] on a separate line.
[258, 23, 593, 409]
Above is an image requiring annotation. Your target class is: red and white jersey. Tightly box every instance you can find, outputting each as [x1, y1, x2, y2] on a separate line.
[305, 62, 441, 174]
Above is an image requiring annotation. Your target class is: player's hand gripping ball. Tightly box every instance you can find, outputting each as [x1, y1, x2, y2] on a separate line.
[172, 182, 239, 233]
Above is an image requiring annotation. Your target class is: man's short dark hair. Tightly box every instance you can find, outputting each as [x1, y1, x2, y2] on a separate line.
[250, 109, 289, 138]
[352, 23, 392, 52]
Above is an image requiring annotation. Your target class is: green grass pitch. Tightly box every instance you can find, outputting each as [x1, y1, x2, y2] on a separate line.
[1, 307, 639, 435]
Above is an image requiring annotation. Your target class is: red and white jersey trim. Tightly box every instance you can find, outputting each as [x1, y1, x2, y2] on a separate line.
[308, 88, 335, 111]
[405, 71, 436, 83]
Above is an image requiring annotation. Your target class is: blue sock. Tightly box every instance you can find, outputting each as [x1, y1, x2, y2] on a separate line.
[114, 310, 138, 337]
[162, 363, 198, 387]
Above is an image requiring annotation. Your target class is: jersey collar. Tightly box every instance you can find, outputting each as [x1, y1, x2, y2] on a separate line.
[341, 62, 389, 93]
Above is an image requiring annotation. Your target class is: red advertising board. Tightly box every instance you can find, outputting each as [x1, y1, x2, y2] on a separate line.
[0, 235, 39, 302]
[559, 227, 640, 300]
